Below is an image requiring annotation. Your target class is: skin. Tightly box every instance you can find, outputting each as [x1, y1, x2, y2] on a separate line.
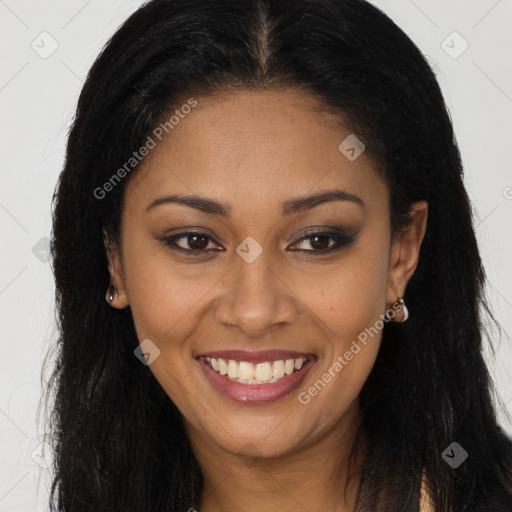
[104, 88, 428, 511]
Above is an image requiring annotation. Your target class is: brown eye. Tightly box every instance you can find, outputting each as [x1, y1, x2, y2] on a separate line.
[162, 231, 221, 253]
[184, 233, 210, 250]
[308, 234, 332, 251]
[289, 231, 358, 254]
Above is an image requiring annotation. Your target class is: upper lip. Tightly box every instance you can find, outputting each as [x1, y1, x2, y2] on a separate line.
[197, 349, 316, 364]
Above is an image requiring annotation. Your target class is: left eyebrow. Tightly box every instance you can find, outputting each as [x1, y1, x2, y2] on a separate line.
[145, 188, 365, 217]
[281, 189, 365, 216]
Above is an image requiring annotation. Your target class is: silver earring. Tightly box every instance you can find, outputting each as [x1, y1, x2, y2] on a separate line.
[394, 297, 409, 322]
[108, 285, 115, 302]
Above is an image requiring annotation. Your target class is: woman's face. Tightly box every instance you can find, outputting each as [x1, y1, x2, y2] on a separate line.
[106, 89, 427, 460]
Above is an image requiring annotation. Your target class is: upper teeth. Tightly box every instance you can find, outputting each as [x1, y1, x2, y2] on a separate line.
[205, 356, 306, 384]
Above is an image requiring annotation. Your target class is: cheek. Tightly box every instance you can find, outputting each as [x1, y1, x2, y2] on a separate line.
[293, 261, 388, 422]
[292, 242, 388, 415]
[121, 245, 219, 413]
[302, 244, 389, 348]
[122, 243, 217, 344]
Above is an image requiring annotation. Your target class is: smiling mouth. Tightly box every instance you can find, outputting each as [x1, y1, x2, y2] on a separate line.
[202, 356, 313, 385]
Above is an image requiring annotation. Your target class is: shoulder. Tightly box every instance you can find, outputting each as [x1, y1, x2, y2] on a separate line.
[419, 472, 434, 512]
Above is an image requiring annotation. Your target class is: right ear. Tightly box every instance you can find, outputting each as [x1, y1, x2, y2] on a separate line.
[103, 228, 129, 309]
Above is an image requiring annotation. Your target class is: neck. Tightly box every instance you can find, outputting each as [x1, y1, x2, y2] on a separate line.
[185, 402, 366, 512]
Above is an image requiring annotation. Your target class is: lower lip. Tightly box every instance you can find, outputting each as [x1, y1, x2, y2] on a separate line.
[197, 356, 316, 404]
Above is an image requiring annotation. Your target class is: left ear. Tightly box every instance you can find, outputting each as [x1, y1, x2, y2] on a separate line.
[386, 201, 428, 307]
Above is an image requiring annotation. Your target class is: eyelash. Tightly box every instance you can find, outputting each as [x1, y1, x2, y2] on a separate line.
[161, 230, 358, 256]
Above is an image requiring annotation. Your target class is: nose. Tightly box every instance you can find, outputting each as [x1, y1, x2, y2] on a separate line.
[213, 253, 301, 338]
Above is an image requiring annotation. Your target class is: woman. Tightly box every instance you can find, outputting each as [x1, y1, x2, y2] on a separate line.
[45, 0, 512, 510]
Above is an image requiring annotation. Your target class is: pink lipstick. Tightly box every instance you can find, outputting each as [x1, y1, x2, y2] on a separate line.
[196, 350, 316, 404]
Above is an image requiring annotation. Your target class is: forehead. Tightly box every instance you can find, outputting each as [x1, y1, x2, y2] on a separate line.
[125, 89, 387, 215]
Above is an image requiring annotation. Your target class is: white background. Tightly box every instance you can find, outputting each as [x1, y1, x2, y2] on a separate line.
[1, 0, 511, 510]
